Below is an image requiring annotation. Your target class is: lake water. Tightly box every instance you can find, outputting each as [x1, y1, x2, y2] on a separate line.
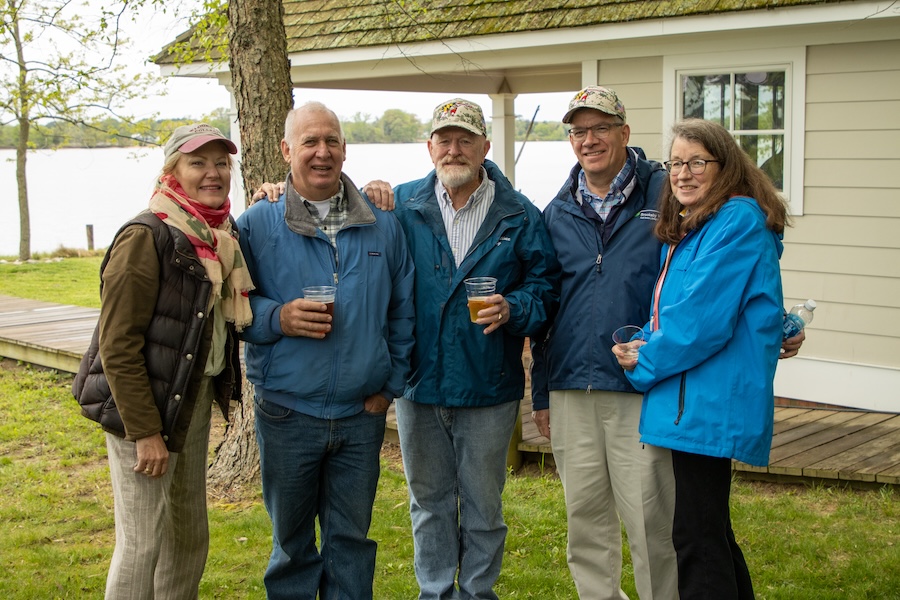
[0, 142, 574, 256]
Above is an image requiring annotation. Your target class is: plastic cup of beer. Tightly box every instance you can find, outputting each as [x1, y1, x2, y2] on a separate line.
[464, 277, 497, 323]
[303, 286, 336, 318]
[612, 325, 644, 358]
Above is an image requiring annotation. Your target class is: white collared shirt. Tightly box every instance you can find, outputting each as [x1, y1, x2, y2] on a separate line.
[435, 167, 495, 267]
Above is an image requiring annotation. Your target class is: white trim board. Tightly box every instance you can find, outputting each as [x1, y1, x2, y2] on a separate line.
[775, 357, 900, 413]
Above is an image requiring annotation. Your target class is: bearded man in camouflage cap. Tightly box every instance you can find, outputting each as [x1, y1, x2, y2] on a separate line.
[368, 97, 561, 600]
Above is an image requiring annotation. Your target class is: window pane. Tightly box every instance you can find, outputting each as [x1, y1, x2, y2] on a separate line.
[737, 133, 785, 190]
[735, 72, 785, 131]
[682, 74, 731, 127]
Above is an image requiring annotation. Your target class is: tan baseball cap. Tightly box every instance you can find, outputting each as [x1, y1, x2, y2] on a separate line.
[430, 98, 488, 137]
[562, 86, 627, 124]
[163, 123, 238, 160]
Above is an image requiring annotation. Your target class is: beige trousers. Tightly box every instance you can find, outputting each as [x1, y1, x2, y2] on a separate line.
[105, 377, 214, 600]
[550, 389, 678, 600]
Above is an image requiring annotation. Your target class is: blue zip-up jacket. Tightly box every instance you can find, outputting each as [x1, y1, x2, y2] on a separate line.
[393, 160, 561, 407]
[236, 173, 415, 420]
[627, 196, 784, 467]
[530, 150, 666, 411]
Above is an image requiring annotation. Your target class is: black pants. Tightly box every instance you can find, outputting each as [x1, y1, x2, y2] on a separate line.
[671, 450, 755, 600]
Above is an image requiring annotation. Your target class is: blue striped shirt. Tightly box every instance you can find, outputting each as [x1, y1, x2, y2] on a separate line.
[436, 167, 495, 267]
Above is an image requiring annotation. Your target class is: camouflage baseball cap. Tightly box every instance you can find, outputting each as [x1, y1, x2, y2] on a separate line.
[164, 123, 237, 160]
[562, 86, 627, 124]
[430, 98, 488, 137]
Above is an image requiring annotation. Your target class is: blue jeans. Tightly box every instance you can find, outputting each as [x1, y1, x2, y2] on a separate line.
[395, 397, 520, 600]
[255, 395, 386, 600]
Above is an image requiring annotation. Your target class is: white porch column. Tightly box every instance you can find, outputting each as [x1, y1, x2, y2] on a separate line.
[488, 93, 517, 188]
[224, 84, 245, 206]
[581, 59, 600, 87]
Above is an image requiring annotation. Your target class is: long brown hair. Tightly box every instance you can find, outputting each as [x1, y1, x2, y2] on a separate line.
[654, 119, 790, 245]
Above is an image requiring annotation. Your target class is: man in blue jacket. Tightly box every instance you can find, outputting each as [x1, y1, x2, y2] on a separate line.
[236, 101, 415, 600]
[530, 86, 677, 600]
[372, 98, 560, 600]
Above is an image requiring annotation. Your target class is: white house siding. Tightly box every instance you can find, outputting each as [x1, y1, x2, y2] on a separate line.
[596, 56, 664, 162]
[775, 38, 900, 412]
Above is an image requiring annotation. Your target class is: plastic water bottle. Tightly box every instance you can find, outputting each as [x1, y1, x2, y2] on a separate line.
[783, 299, 816, 339]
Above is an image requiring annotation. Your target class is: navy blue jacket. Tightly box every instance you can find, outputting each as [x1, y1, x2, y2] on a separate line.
[531, 150, 666, 410]
[393, 160, 561, 407]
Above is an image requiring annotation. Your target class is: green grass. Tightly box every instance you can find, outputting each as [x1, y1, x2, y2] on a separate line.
[0, 257, 898, 598]
[0, 255, 103, 308]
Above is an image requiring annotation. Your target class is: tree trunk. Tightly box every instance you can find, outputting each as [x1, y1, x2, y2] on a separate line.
[12, 1, 31, 262]
[226, 0, 293, 207]
[16, 115, 30, 261]
[208, 379, 261, 495]
[207, 0, 292, 495]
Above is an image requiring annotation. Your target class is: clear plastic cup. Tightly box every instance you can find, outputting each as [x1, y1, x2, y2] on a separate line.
[612, 325, 645, 358]
[464, 277, 497, 323]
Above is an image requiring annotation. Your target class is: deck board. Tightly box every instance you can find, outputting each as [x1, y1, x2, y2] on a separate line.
[772, 408, 832, 435]
[2, 294, 899, 486]
[0, 295, 98, 372]
[769, 412, 878, 464]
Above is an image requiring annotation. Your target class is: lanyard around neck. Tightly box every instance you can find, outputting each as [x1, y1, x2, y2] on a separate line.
[651, 244, 677, 332]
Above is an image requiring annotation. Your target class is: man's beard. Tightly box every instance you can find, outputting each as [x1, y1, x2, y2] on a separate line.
[436, 161, 479, 189]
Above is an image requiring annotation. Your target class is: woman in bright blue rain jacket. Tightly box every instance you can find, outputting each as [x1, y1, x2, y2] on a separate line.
[614, 119, 790, 600]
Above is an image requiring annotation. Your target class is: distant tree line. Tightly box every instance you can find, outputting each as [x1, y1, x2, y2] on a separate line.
[343, 109, 568, 143]
[0, 108, 234, 150]
[0, 107, 568, 149]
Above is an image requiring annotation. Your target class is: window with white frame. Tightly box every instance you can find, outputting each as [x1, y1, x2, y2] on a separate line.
[663, 49, 805, 214]
[682, 72, 786, 189]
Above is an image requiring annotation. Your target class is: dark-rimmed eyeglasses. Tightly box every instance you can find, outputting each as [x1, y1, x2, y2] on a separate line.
[566, 123, 623, 141]
[663, 159, 720, 175]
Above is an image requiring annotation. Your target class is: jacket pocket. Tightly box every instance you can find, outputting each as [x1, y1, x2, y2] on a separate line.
[674, 372, 686, 425]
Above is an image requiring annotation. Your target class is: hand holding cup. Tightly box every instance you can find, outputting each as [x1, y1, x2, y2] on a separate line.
[303, 286, 336, 318]
[612, 325, 645, 370]
[464, 276, 507, 334]
[279, 286, 336, 339]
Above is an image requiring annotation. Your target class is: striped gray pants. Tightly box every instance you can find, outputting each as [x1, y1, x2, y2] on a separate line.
[104, 377, 214, 600]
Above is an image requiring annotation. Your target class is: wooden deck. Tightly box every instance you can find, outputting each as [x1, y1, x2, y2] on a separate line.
[0, 295, 97, 373]
[3, 294, 899, 486]
[518, 396, 900, 487]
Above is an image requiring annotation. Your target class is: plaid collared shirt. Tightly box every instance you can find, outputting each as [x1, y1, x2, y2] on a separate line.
[303, 181, 347, 248]
[577, 148, 637, 221]
[436, 167, 495, 267]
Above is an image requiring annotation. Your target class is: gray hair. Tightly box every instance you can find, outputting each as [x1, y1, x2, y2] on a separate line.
[283, 101, 345, 148]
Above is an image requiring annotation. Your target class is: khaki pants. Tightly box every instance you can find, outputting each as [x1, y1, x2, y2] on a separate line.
[550, 389, 678, 600]
[105, 377, 214, 600]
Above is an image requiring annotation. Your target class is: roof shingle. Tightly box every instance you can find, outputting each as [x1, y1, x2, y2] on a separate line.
[156, 0, 844, 64]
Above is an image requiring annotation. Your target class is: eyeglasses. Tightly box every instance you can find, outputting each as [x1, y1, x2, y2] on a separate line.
[663, 159, 720, 175]
[567, 123, 623, 141]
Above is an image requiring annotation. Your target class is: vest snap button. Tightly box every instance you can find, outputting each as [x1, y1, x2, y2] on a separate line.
[186, 354, 193, 360]
[174, 394, 181, 401]
[198, 312, 204, 318]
